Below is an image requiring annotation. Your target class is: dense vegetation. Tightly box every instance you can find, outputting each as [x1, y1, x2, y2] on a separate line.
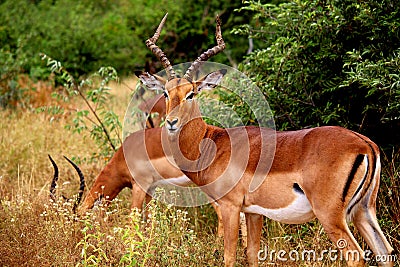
[235, 0, 400, 148]
[0, 0, 399, 266]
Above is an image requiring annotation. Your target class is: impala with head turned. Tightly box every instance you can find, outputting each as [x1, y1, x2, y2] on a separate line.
[136, 14, 395, 267]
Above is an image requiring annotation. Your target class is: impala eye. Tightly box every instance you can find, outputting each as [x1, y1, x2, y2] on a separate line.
[186, 91, 194, 101]
[163, 91, 169, 99]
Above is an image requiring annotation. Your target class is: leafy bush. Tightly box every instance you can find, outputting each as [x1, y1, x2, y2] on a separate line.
[234, 0, 400, 147]
[39, 54, 122, 161]
[0, 0, 249, 79]
[0, 49, 27, 109]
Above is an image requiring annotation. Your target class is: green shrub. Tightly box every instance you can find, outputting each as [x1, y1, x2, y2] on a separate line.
[234, 0, 400, 147]
[0, 0, 249, 79]
[39, 54, 122, 161]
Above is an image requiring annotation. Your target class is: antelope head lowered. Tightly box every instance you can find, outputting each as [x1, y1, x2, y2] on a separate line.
[48, 129, 199, 213]
[136, 14, 395, 267]
[48, 155, 85, 213]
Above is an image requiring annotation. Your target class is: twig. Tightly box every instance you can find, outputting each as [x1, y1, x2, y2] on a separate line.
[65, 67, 117, 152]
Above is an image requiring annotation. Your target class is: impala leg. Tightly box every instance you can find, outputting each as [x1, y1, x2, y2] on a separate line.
[220, 204, 241, 267]
[209, 202, 248, 248]
[240, 212, 248, 248]
[245, 213, 263, 267]
[144, 193, 152, 206]
[131, 183, 147, 209]
[349, 163, 394, 266]
[210, 202, 224, 239]
[353, 207, 394, 266]
[316, 212, 365, 267]
[352, 180, 394, 266]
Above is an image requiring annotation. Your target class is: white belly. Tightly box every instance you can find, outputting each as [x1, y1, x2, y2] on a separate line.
[154, 175, 193, 187]
[243, 192, 315, 224]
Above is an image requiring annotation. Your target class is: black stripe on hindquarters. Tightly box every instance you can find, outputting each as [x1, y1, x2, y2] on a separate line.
[342, 154, 365, 202]
[346, 133, 377, 215]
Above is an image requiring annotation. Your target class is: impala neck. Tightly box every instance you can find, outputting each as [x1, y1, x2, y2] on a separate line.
[166, 108, 216, 183]
[175, 118, 208, 159]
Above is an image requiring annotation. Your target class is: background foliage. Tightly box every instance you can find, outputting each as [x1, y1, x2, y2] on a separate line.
[0, 0, 249, 78]
[2, 0, 399, 149]
[235, 0, 400, 148]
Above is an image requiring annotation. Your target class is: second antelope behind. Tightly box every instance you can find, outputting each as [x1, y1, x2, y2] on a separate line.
[136, 14, 394, 267]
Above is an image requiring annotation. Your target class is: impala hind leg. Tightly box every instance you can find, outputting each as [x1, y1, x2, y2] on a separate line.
[351, 163, 394, 266]
[245, 213, 263, 267]
[351, 184, 394, 265]
[316, 212, 365, 267]
[240, 212, 248, 248]
[220, 204, 242, 267]
[353, 206, 394, 266]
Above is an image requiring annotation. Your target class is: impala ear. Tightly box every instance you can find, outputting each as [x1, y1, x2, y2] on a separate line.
[135, 71, 166, 91]
[195, 69, 227, 93]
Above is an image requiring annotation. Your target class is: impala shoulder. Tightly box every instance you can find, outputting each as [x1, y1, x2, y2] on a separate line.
[206, 125, 227, 141]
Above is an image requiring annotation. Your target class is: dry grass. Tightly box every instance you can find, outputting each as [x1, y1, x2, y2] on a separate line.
[0, 79, 399, 266]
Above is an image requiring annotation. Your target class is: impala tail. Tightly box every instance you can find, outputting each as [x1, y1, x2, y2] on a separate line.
[48, 155, 85, 212]
[344, 135, 380, 218]
[344, 135, 395, 264]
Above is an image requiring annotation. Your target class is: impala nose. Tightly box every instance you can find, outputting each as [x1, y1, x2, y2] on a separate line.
[166, 118, 179, 131]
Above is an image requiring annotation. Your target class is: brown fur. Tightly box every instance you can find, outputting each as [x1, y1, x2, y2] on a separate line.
[137, 73, 394, 267]
[139, 15, 393, 266]
[77, 125, 230, 239]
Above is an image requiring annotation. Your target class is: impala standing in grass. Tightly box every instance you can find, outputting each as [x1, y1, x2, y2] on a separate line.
[136, 14, 394, 267]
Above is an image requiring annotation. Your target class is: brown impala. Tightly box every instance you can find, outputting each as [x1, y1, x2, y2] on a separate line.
[48, 95, 232, 238]
[136, 14, 394, 267]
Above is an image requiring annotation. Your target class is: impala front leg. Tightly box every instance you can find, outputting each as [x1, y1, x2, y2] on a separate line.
[245, 213, 263, 267]
[210, 201, 224, 239]
[220, 203, 242, 267]
[131, 183, 148, 210]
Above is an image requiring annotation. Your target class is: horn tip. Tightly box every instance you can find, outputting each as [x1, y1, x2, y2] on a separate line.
[161, 13, 168, 24]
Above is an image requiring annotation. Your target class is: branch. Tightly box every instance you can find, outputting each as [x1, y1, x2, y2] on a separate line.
[70, 76, 117, 152]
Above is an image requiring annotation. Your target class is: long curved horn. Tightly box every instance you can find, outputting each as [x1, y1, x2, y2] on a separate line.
[183, 15, 226, 82]
[63, 156, 85, 212]
[146, 13, 176, 80]
[48, 154, 59, 201]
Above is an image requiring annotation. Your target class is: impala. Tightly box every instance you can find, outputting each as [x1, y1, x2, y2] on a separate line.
[48, 108, 230, 238]
[48, 128, 193, 214]
[136, 14, 395, 266]
[138, 93, 166, 128]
